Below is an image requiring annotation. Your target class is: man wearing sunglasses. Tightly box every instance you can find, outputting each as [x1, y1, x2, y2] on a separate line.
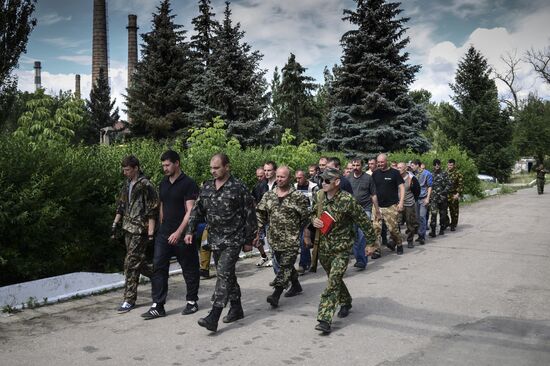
[311, 168, 376, 334]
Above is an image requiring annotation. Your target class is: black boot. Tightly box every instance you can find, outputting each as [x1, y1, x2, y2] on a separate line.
[284, 279, 303, 297]
[267, 287, 284, 307]
[439, 227, 445, 235]
[223, 300, 244, 323]
[198, 305, 223, 332]
[429, 228, 437, 238]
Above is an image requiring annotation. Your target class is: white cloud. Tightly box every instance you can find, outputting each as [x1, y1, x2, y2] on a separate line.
[57, 55, 92, 66]
[39, 13, 72, 26]
[15, 67, 129, 120]
[411, 5, 550, 103]
[41, 37, 87, 49]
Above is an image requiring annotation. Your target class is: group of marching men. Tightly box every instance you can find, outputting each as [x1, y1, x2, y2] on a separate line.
[112, 150, 463, 334]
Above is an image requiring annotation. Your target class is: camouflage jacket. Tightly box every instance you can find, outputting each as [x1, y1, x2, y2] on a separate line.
[310, 190, 375, 254]
[256, 186, 310, 252]
[447, 168, 464, 196]
[431, 169, 451, 203]
[186, 175, 258, 251]
[535, 167, 547, 180]
[116, 173, 159, 235]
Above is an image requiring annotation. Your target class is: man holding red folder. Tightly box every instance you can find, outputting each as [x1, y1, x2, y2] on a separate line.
[311, 167, 376, 334]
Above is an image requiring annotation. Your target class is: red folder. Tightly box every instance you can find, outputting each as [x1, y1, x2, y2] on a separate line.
[319, 211, 335, 235]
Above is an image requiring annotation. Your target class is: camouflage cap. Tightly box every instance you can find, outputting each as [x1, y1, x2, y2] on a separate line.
[320, 167, 341, 181]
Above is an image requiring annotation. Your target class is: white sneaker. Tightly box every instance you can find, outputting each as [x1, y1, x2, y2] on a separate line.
[256, 257, 269, 267]
[117, 301, 134, 313]
[263, 259, 273, 267]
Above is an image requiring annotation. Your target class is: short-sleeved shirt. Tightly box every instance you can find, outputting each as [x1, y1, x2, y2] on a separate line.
[372, 168, 404, 207]
[348, 172, 376, 210]
[159, 172, 199, 235]
[339, 175, 354, 195]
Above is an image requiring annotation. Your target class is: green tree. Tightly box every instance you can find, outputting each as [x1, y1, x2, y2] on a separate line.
[269, 66, 283, 128]
[125, 0, 194, 139]
[273, 53, 322, 144]
[188, 2, 273, 146]
[448, 46, 515, 181]
[324, 0, 430, 158]
[0, 0, 37, 131]
[513, 94, 550, 164]
[314, 66, 336, 134]
[84, 67, 119, 144]
[13, 90, 85, 147]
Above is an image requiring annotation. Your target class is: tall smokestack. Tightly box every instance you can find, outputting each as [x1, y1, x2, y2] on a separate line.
[34, 61, 42, 90]
[92, 0, 108, 86]
[127, 14, 138, 88]
[75, 74, 81, 98]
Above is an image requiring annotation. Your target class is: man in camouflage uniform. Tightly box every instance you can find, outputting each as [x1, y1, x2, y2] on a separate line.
[446, 159, 464, 231]
[429, 159, 451, 237]
[534, 164, 547, 194]
[311, 168, 376, 334]
[256, 166, 310, 308]
[112, 155, 158, 313]
[184, 153, 257, 333]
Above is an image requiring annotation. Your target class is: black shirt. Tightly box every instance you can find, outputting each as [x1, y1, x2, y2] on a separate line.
[372, 168, 404, 207]
[159, 172, 199, 235]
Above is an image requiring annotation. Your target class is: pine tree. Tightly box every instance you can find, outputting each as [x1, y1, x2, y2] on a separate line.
[312, 66, 335, 140]
[324, 0, 429, 157]
[188, 2, 273, 146]
[125, 0, 194, 139]
[85, 68, 119, 144]
[448, 46, 515, 181]
[190, 0, 218, 67]
[270, 67, 283, 126]
[272, 53, 321, 144]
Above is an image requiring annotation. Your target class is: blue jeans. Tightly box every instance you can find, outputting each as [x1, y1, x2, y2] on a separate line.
[416, 199, 428, 238]
[299, 228, 311, 269]
[353, 208, 372, 268]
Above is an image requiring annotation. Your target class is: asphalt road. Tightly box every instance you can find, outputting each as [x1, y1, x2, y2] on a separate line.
[1, 187, 549, 366]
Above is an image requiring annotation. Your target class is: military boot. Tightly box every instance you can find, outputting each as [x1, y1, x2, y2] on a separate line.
[439, 227, 445, 235]
[198, 305, 223, 332]
[284, 279, 303, 297]
[429, 228, 437, 238]
[222, 299, 244, 323]
[267, 287, 284, 307]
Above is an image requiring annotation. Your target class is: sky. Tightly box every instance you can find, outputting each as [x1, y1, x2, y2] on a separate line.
[13, 0, 550, 119]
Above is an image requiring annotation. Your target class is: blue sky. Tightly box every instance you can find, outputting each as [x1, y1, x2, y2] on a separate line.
[14, 0, 550, 117]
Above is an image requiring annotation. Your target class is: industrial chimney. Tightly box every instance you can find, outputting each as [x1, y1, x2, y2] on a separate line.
[92, 0, 108, 86]
[75, 74, 81, 98]
[127, 14, 138, 87]
[34, 61, 42, 90]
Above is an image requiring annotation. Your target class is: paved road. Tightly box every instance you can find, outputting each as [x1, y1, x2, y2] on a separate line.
[1, 187, 549, 366]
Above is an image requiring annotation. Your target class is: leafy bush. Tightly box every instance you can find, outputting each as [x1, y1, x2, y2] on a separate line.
[389, 145, 482, 197]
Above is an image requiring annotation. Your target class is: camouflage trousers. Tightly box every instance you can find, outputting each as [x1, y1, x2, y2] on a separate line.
[399, 205, 418, 243]
[272, 250, 299, 289]
[447, 197, 460, 228]
[372, 205, 403, 249]
[123, 233, 153, 304]
[430, 200, 448, 231]
[211, 245, 241, 308]
[317, 251, 351, 324]
[537, 178, 545, 194]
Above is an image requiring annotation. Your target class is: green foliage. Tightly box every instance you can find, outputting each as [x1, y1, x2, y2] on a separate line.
[324, 0, 430, 157]
[272, 53, 322, 144]
[13, 90, 86, 147]
[125, 0, 195, 138]
[513, 94, 550, 164]
[0, 0, 37, 85]
[388, 145, 482, 197]
[85, 67, 119, 144]
[447, 46, 515, 181]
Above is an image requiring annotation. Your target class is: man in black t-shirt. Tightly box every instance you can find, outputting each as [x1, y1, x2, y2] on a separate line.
[369, 154, 405, 257]
[142, 150, 201, 320]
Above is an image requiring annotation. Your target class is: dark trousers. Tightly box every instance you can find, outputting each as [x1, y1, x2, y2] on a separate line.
[151, 233, 200, 305]
[212, 245, 241, 308]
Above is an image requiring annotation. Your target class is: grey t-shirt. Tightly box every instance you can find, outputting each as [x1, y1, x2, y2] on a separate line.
[348, 172, 376, 210]
[403, 174, 416, 207]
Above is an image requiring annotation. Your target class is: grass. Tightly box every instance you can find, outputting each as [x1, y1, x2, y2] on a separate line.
[508, 173, 536, 184]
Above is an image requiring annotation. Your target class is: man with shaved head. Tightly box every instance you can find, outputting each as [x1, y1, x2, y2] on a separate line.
[256, 166, 310, 308]
[370, 153, 405, 257]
